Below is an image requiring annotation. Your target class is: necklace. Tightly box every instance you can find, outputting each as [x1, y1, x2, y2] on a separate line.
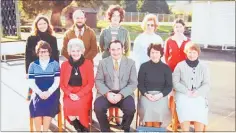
[74, 67, 78, 75]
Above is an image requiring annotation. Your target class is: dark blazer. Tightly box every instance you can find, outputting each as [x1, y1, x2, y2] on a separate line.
[25, 33, 59, 73]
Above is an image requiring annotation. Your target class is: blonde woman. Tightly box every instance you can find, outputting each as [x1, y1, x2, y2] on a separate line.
[132, 13, 164, 72]
[173, 42, 210, 132]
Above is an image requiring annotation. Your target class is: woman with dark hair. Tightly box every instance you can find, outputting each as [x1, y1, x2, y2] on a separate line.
[99, 4, 130, 59]
[164, 19, 190, 72]
[28, 40, 60, 132]
[133, 14, 164, 72]
[25, 14, 59, 74]
[137, 43, 172, 127]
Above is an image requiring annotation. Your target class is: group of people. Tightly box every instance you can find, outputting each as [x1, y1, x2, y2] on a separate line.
[25, 4, 210, 132]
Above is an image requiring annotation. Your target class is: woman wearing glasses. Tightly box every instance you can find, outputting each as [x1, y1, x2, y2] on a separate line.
[99, 5, 130, 59]
[25, 15, 59, 101]
[25, 15, 59, 74]
[28, 41, 60, 132]
[132, 14, 164, 72]
[99, 4, 131, 124]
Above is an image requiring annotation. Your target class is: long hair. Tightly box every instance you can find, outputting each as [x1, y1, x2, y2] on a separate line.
[31, 15, 54, 36]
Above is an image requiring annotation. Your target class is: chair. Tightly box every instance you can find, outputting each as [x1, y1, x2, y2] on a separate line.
[29, 104, 63, 132]
[166, 90, 207, 132]
[108, 107, 122, 125]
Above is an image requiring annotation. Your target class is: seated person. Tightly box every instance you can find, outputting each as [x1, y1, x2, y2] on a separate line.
[94, 40, 138, 132]
[60, 38, 94, 132]
[138, 43, 172, 128]
[173, 42, 210, 132]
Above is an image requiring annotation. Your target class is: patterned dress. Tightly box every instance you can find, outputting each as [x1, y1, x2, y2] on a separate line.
[28, 59, 60, 117]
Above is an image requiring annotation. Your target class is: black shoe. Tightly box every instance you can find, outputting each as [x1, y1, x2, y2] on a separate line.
[77, 120, 89, 132]
[71, 119, 82, 132]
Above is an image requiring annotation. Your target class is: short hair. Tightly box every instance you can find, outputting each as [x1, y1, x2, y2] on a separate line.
[141, 14, 158, 31]
[174, 18, 185, 27]
[108, 40, 123, 49]
[106, 5, 125, 23]
[72, 9, 86, 20]
[35, 40, 52, 56]
[147, 43, 164, 57]
[67, 38, 85, 54]
[184, 41, 201, 54]
[31, 15, 53, 36]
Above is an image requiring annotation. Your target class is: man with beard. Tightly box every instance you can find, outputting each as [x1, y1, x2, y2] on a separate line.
[61, 9, 98, 62]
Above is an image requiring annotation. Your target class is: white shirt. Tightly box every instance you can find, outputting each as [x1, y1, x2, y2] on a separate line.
[132, 32, 164, 72]
[39, 58, 50, 71]
[74, 26, 85, 38]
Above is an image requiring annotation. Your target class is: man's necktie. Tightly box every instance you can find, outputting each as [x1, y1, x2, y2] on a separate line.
[114, 60, 119, 71]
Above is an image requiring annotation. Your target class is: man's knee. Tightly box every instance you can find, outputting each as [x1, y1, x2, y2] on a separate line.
[94, 96, 108, 113]
[122, 96, 136, 115]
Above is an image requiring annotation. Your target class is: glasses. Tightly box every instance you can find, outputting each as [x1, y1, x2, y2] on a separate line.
[147, 24, 155, 27]
[39, 50, 49, 54]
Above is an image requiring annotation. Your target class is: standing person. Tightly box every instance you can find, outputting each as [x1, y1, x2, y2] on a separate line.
[25, 14, 59, 100]
[60, 38, 94, 132]
[25, 15, 59, 75]
[28, 41, 60, 132]
[173, 42, 210, 132]
[132, 13, 163, 72]
[138, 43, 172, 128]
[99, 4, 131, 124]
[61, 9, 98, 62]
[94, 40, 137, 132]
[99, 4, 130, 59]
[164, 19, 190, 72]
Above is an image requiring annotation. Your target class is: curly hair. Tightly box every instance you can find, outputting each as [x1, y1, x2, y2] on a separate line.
[106, 5, 125, 23]
[141, 14, 158, 31]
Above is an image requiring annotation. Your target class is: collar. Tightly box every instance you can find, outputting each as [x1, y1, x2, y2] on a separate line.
[34, 58, 54, 65]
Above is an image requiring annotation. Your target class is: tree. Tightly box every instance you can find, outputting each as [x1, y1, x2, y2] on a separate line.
[20, 0, 105, 27]
[141, 0, 170, 14]
[124, 0, 137, 12]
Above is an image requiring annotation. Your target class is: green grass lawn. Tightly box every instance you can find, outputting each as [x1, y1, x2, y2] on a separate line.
[97, 20, 171, 41]
[1, 20, 173, 42]
[97, 20, 173, 33]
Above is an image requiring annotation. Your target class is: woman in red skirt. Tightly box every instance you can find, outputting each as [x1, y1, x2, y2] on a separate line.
[60, 38, 94, 132]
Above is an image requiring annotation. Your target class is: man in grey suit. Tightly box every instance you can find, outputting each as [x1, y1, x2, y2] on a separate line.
[94, 40, 138, 132]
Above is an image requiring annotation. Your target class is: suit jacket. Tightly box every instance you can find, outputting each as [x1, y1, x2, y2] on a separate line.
[61, 24, 98, 61]
[95, 56, 138, 99]
[99, 26, 130, 58]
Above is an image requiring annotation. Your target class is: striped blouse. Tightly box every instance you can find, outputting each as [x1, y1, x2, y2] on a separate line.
[28, 59, 60, 95]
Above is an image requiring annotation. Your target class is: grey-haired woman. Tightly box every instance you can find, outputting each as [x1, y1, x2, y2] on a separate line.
[60, 38, 94, 132]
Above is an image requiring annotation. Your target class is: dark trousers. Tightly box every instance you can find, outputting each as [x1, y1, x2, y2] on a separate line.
[94, 95, 136, 132]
